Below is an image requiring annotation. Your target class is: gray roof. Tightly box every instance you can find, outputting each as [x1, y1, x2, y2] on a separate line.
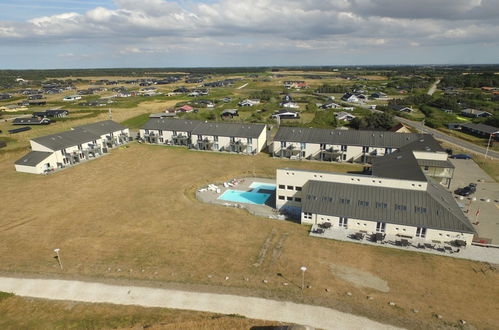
[460, 122, 499, 135]
[302, 180, 475, 234]
[417, 159, 455, 169]
[15, 151, 53, 166]
[73, 120, 127, 136]
[192, 122, 266, 138]
[32, 129, 100, 151]
[274, 127, 435, 149]
[141, 118, 203, 131]
[371, 149, 428, 182]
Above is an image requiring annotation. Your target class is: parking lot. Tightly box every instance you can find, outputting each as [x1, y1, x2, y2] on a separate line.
[448, 159, 499, 244]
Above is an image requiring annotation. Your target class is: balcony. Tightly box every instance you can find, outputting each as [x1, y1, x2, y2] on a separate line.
[172, 134, 190, 146]
[229, 140, 247, 153]
[197, 138, 213, 150]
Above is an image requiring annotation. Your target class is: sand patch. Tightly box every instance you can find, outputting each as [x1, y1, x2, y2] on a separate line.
[330, 264, 389, 292]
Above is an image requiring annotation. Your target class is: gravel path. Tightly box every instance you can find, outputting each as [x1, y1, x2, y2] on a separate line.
[0, 276, 403, 330]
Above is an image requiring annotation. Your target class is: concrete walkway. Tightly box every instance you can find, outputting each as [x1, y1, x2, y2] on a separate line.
[0, 277, 402, 330]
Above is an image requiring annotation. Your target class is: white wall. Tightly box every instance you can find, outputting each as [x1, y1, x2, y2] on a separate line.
[15, 152, 58, 174]
[413, 151, 448, 161]
[275, 168, 427, 209]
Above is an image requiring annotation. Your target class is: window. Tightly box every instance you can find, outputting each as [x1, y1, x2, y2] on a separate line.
[385, 147, 392, 154]
[414, 206, 427, 214]
[158, 129, 163, 135]
[281, 141, 286, 148]
[339, 198, 350, 205]
[358, 200, 369, 207]
[376, 222, 386, 233]
[295, 186, 302, 191]
[342, 154, 347, 161]
[247, 138, 252, 145]
[395, 204, 407, 211]
[278, 195, 285, 200]
[375, 202, 387, 209]
[197, 135, 202, 140]
[362, 146, 369, 153]
[320, 143, 326, 150]
[278, 184, 285, 189]
[230, 137, 235, 142]
[214, 136, 218, 142]
[78, 144, 82, 150]
[287, 185, 293, 190]
[339, 217, 348, 228]
[341, 145, 347, 152]
[300, 142, 306, 150]
[286, 196, 293, 201]
[303, 212, 312, 219]
[423, 166, 429, 171]
[295, 197, 301, 202]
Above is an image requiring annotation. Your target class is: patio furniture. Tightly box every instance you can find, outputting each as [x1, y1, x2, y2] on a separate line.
[455, 240, 467, 247]
[354, 232, 364, 240]
[319, 222, 331, 229]
[373, 232, 384, 242]
[424, 243, 434, 249]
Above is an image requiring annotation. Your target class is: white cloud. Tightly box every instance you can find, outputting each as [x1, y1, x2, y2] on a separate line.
[0, 0, 498, 67]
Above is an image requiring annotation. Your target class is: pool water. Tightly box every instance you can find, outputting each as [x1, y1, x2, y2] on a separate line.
[218, 190, 271, 205]
[249, 182, 277, 191]
[218, 182, 276, 205]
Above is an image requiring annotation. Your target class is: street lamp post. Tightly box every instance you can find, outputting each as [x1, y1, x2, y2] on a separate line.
[484, 132, 498, 160]
[300, 266, 307, 291]
[54, 248, 63, 270]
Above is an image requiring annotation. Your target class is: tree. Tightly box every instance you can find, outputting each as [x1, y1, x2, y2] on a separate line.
[351, 112, 395, 130]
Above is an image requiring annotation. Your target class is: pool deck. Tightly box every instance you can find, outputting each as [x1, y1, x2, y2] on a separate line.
[196, 177, 284, 219]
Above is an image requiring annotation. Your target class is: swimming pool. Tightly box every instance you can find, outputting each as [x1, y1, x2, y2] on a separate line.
[218, 189, 271, 205]
[249, 182, 277, 191]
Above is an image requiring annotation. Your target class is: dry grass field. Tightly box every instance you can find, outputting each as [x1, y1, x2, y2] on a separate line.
[0, 293, 280, 329]
[0, 144, 498, 329]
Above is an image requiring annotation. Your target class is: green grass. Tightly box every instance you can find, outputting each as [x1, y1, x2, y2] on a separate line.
[121, 113, 151, 129]
[0, 292, 14, 301]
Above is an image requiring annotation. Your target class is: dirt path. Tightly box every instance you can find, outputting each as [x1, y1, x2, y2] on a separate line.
[427, 79, 440, 96]
[0, 276, 403, 330]
[236, 83, 248, 89]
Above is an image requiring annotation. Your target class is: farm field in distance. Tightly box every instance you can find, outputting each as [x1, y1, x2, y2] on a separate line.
[0, 144, 498, 330]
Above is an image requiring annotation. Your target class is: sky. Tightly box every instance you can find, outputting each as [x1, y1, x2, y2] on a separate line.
[0, 0, 498, 69]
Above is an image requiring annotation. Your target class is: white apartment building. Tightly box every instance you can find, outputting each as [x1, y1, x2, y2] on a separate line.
[191, 122, 267, 154]
[275, 168, 475, 245]
[15, 120, 129, 174]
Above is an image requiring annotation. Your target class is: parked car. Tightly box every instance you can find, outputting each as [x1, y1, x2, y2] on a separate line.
[455, 186, 473, 196]
[454, 183, 477, 197]
[450, 154, 472, 160]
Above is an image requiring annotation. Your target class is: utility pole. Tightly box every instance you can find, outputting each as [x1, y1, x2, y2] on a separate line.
[484, 132, 498, 160]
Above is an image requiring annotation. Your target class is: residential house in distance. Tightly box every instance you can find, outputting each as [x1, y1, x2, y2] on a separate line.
[176, 105, 195, 113]
[283, 81, 307, 89]
[460, 108, 492, 118]
[389, 123, 412, 133]
[220, 109, 239, 119]
[12, 117, 51, 125]
[390, 105, 414, 113]
[370, 92, 388, 99]
[32, 109, 69, 118]
[238, 99, 260, 107]
[140, 119, 203, 146]
[446, 122, 499, 141]
[63, 95, 82, 101]
[272, 110, 300, 120]
[14, 120, 130, 174]
[321, 102, 341, 109]
[191, 121, 267, 154]
[335, 112, 356, 122]
[341, 92, 359, 103]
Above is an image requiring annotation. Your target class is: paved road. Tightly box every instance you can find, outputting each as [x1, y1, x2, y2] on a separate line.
[427, 79, 440, 96]
[396, 117, 499, 159]
[0, 277, 402, 330]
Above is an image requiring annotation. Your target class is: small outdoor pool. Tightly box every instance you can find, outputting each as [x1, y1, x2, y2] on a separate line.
[218, 182, 276, 205]
[249, 182, 277, 192]
[218, 190, 271, 205]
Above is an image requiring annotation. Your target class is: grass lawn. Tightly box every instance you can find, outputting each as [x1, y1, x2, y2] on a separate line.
[0, 293, 279, 330]
[0, 144, 498, 329]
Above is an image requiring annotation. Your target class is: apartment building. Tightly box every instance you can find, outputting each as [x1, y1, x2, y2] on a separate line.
[15, 120, 129, 174]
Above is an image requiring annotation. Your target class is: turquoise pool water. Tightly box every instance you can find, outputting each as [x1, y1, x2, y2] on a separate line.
[218, 190, 271, 205]
[249, 182, 277, 191]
